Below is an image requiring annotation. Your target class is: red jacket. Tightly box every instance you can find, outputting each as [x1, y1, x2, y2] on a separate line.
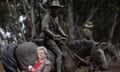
[33, 59, 51, 72]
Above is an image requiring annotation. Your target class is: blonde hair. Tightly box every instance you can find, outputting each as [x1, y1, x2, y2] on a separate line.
[37, 46, 48, 55]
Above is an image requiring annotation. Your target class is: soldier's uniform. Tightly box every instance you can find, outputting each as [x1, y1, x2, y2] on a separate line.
[82, 21, 99, 45]
[41, 1, 67, 72]
[83, 28, 93, 40]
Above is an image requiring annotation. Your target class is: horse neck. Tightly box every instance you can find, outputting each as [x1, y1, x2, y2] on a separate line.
[76, 47, 91, 58]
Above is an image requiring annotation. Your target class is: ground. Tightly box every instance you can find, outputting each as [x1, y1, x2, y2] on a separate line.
[0, 61, 120, 72]
[0, 61, 5, 72]
[104, 62, 120, 72]
[75, 61, 120, 72]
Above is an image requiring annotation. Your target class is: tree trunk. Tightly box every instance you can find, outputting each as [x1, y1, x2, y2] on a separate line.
[108, 12, 118, 43]
[68, 0, 74, 42]
[14, 0, 26, 42]
[30, 0, 36, 39]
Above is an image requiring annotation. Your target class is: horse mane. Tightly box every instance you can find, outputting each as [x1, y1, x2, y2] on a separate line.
[68, 39, 95, 50]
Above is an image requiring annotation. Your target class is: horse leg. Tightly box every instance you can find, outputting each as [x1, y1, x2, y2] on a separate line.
[63, 50, 77, 72]
[88, 64, 97, 72]
[90, 48, 108, 71]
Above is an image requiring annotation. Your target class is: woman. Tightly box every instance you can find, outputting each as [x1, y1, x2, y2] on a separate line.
[28, 46, 51, 72]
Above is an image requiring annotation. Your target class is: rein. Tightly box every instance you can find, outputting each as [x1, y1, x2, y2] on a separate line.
[70, 49, 91, 65]
[70, 50, 98, 72]
[62, 43, 91, 66]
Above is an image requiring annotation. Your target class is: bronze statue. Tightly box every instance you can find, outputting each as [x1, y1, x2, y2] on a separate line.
[82, 21, 99, 45]
[40, 1, 67, 72]
[83, 21, 94, 40]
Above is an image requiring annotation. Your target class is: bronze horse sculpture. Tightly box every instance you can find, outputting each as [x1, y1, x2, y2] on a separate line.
[1, 39, 108, 72]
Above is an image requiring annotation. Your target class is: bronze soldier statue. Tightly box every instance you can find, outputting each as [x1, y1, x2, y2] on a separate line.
[83, 21, 94, 40]
[40, 0, 67, 72]
[82, 21, 99, 44]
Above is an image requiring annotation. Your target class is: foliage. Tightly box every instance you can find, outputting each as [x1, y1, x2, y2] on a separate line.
[0, 2, 10, 28]
[73, 0, 120, 43]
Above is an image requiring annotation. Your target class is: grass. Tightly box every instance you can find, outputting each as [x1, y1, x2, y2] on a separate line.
[75, 67, 88, 72]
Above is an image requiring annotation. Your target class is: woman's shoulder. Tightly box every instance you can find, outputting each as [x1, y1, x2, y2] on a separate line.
[44, 59, 51, 65]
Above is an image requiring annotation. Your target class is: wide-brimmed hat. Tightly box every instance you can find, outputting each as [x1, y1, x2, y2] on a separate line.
[50, 0, 64, 8]
[84, 21, 94, 28]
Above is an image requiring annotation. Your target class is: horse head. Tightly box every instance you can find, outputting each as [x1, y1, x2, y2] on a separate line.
[68, 39, 108, 71]
[98, 42, 118, 62]
[90, 46, 108, 71]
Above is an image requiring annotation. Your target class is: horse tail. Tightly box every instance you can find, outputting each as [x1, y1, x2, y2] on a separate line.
[1, 43, 18, 72]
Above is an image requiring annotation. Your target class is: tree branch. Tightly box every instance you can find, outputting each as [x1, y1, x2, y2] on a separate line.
[108, 12, 118, 43]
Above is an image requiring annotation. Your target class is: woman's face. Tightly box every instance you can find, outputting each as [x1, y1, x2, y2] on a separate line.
[38, 49, 46, 60]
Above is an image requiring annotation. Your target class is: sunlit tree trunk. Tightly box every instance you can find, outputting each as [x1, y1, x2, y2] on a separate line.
[30, 0, 36, 39]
